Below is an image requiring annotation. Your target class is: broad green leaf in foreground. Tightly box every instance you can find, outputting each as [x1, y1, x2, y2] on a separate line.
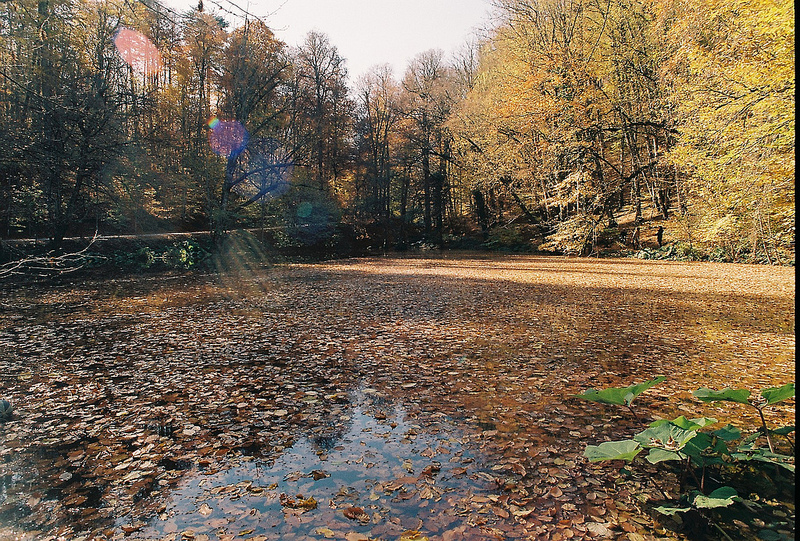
[731, 449, 796, 472]
[634, 423, 697, 451]
[645, 448, 683, 464]
[655, 487, 738, 515]
[712, 424, 742, 441]
[584, 440, 642, 462]
[693, 388, 751, 404]
[682, 432, 727, 467]
[691, 486, 738, 509]
[761, 383, 795, 405]
[650, 416, 717, 431]
[576, 376, 666, 406]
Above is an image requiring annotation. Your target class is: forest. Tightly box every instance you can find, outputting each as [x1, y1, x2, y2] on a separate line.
[0, 0, 794, 264]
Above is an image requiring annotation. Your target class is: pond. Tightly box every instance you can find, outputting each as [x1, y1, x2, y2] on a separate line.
[0, 254, 795, 540]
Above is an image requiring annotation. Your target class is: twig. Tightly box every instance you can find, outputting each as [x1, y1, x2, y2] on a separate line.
[0, 232, 103, 279]
[626, 405, 641, 422]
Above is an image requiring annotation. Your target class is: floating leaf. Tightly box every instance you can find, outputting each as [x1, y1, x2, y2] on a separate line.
[279, 493, 317, 511]
[342, 506, 369, 523]
[584, 440, 642, 462]
[693, 388, 751, 404]
[400, 531, 429, 541]
[761, 383, 795, 405]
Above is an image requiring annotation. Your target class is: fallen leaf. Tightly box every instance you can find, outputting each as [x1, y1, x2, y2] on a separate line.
[400, 531, 429, 541]
[343, 506, 369, 523]
[315, 527, 336, 538]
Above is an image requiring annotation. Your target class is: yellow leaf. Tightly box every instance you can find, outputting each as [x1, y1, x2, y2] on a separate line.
[400, 531, 429, 541]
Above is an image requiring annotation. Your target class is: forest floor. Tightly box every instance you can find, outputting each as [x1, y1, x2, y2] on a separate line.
[0, 253, 795, 541]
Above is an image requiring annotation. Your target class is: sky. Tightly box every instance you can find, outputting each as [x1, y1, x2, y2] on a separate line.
[165, 0, 495, 83]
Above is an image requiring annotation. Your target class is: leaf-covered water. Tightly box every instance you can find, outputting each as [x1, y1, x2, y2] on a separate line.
[124, 387, 517, 540]
[0, 254, 794, 540]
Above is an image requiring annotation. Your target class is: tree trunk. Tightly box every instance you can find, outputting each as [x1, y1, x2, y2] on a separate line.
[473, 189, 489, 241]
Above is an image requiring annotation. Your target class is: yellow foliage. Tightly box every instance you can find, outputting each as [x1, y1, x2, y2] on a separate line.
[659, 0, 794, 260]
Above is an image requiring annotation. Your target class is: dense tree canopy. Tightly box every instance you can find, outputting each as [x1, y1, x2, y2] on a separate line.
[0, 0, 793, 262]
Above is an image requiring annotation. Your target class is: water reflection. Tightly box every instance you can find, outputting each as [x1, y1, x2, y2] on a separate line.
[126, 387, 499, 540]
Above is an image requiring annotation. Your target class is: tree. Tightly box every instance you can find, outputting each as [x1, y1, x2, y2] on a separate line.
[657, 0, 794, 262]
[0, 0, 139, 245]
[449, 0, 677, 254]
[291, 31, 353, 194]
[353, 64, 402, 245]
[214, 19, 290, 234]
[402, 50, 455, 247]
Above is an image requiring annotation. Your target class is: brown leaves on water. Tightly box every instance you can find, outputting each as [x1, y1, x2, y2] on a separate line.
[0, 255, 795, 539]
[342, 506, 370, 523]
[279, 493, 318, 512]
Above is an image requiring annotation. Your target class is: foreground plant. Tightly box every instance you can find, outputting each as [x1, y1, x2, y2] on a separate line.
[693, 384, 796, 454]
[582, 381, 795, 539]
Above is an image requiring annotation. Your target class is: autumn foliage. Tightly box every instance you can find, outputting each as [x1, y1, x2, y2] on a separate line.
[0, 0, 793, 262]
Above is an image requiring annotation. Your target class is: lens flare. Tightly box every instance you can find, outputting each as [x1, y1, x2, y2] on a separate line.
[113, 27, 161, 76]
[297, 201, 313, 218]
[208, 119, 249, 158]
[231, 138, 293, 202]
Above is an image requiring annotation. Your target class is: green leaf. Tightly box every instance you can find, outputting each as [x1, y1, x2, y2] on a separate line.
[576, 387, 628, 406]
[625, 376, 667, 401]
[654, 505, 692, 516]
[771, 425, 795, 436]
[584, 440, 642, 462]
[761, 383, 795, 405]
[650, 416, 717, 431]
[731, 449, 795, 472]
[713, 424, 742, 441]
[738, 432, 760, 447]
[693, 388, 751, 404]
[682, 432, 727, 467]
[646, 448, 683, 464]
[576, 376, 665, 407]
[691, 486, 737, 509]
[634, 423, 697, 451]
